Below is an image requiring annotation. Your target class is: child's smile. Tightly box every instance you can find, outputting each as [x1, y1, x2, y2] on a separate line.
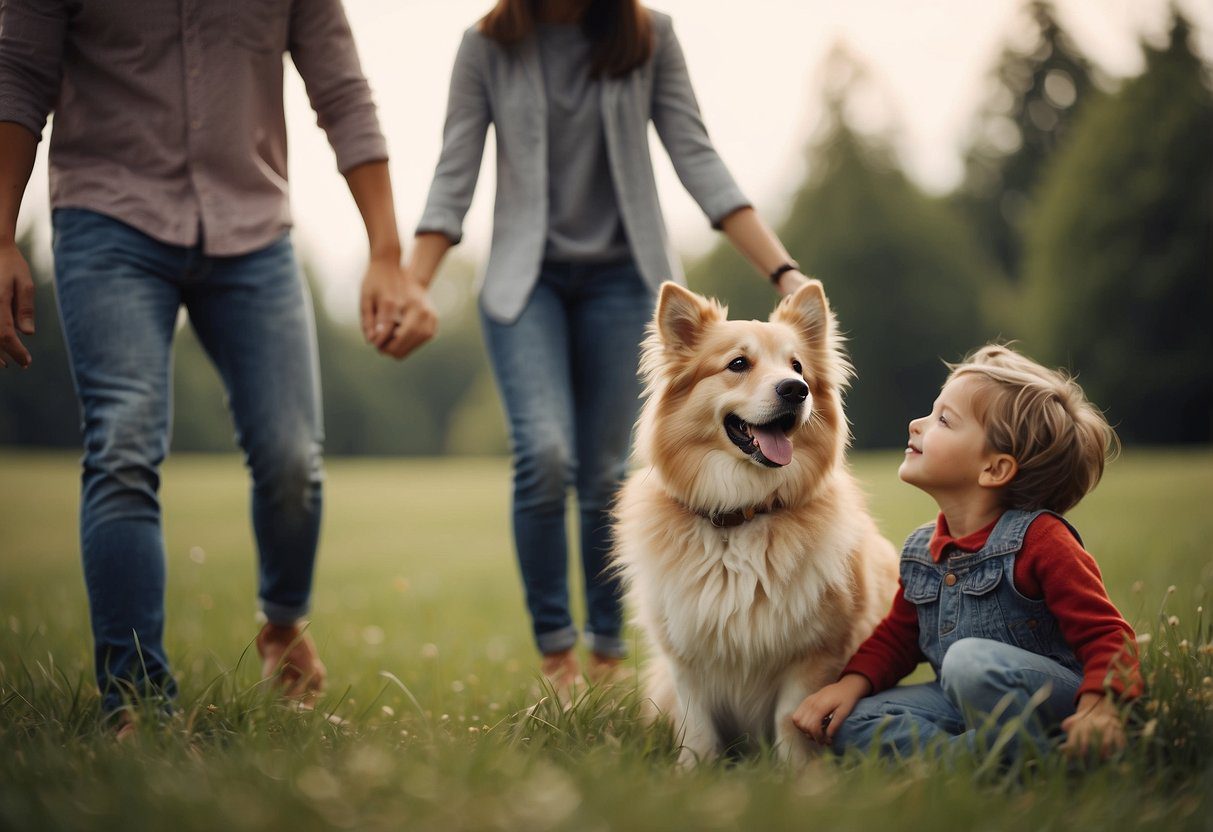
[899, 375, 994, 497]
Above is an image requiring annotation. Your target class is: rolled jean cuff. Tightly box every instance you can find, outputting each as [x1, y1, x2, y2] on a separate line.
[535, 624, 578, 655]
[260, 598, 310, 627]
[585, 631, 628, 659]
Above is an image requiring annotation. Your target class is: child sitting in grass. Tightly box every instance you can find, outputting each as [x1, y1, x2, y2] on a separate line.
[793, 344, 1141, 760]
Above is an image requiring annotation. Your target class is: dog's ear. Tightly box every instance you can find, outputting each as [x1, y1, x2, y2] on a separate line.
[656, 282, 722, 351]
[771, 279, 831, 348]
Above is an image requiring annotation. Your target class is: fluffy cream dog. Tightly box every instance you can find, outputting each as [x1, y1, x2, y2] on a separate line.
[612, 280, 898, 764]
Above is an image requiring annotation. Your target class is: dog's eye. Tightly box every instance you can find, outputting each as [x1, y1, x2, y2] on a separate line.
[727, 356, 750, 373]
[791, 359, 803, 374]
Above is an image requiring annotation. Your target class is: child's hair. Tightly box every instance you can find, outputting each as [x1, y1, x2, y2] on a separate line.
[946, 343, 1119, 514]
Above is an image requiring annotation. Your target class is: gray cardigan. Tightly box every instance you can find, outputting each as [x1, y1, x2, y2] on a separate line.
[416, 11, 750, 324]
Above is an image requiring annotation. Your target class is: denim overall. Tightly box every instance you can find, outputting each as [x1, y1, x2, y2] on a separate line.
[832, 509, 1085, 758]
[901, 508, 1084, 678]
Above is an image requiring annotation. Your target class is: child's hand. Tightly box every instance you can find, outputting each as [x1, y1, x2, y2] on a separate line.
[791, 673, 872, 745]
[1061, 693, 1126, 760]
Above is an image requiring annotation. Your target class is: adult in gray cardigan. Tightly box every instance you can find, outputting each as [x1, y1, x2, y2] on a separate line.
[404, 0, 810, 691]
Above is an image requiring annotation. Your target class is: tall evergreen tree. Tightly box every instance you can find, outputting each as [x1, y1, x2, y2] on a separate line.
[958, 0, 1096, 279]
[1024, 14, 1213, 443]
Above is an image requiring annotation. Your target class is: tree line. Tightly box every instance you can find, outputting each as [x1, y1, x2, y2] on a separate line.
[1, 2, 1208, 454]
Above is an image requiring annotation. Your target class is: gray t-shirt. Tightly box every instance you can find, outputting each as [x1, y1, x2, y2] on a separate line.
[536, 23, 631, 263]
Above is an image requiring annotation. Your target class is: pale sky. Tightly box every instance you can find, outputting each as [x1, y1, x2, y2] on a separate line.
[17, 0, 1212, 322]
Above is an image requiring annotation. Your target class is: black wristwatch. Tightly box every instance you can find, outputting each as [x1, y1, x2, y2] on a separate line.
[769, 260, 800, 285]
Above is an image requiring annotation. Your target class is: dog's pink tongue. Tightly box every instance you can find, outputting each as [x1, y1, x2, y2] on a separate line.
[752, 426, 793, 466]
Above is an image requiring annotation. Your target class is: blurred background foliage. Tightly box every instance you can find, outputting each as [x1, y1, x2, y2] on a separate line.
[1, 2, 1209, 454]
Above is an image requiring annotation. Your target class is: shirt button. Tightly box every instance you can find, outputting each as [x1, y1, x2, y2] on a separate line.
[944, 573, 957, 587]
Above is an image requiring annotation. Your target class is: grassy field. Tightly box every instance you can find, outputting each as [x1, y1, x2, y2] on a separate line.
[1, 449, 1211, 831]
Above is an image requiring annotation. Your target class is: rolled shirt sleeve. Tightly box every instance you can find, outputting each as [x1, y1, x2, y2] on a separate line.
[0, 0, 70, 140]
[650, 15, 750, 229]
[289, 0, 388, 175]
[415, 28, 491, 245]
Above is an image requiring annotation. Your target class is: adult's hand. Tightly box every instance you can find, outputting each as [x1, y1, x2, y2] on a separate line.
[775, 269, 811, 297]
[0, 241, 35, 368]
[359, 258, 437, 360]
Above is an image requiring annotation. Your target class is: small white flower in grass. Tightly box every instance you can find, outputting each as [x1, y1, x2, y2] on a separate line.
[381, 705, 395, 717]
[468, 726, 479, 734]
[451, 680, 465, 693]
[1167, 585, 1177, 595]
[1201, 677, 1212, 687]
[189, 546, 205, 564]
[1142, 719, 1158, 740]
[440, 713, 450, 722]
[1168, 615, 1180, 628]
[1136, 633, 1153, 646]
[1179, 639, 1190, 653]
[362, 625, 385, 646]
[420, 643, 439, 659]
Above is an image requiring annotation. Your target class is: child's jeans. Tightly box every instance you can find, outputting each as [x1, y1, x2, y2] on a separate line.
[832, 637, 1083, 759]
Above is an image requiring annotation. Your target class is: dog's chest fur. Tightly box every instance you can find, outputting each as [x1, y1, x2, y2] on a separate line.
[619, 478, 859, 671]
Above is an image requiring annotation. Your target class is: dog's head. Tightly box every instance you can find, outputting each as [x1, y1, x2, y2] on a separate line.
[636, 280, 853, 511]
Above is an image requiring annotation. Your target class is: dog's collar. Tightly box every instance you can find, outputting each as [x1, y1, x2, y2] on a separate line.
[692, 499, 785, 528]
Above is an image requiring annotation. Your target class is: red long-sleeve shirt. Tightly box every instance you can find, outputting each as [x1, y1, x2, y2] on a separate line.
[844, 513, 1143, 701]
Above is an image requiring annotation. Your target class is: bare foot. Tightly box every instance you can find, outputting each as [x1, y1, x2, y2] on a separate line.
[539, 648, 580, 702]
[114, 710, 137, 742]
[256, 622, 327, 703]
[586, 653, 628, 686]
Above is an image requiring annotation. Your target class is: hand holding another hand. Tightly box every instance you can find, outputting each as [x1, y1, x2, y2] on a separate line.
[359, 258, 437, 361]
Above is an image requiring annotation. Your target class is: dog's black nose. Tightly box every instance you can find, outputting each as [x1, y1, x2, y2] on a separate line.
[777, 378, 809, 404]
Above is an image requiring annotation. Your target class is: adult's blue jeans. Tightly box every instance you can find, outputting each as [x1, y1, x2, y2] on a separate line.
[482, 259, 653, 659]
[52, 209, 325, 716]
[832, 638, 1083, 760]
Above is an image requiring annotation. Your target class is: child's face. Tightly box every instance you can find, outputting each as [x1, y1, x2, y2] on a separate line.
[899, 375, 997, 497]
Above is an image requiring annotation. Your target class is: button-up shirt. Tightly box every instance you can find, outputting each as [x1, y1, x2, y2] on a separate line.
[0, 0, 388, 256]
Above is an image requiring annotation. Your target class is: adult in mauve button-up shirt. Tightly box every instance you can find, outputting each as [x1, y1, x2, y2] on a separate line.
[0, 0, 437, 723]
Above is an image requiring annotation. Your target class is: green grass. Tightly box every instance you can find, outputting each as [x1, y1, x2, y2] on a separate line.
[1, 449, 1211, 831]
